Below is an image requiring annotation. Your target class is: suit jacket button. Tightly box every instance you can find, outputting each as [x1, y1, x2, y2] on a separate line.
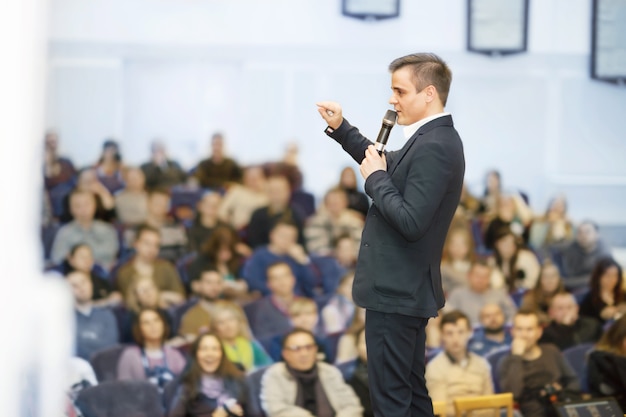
[364, 243, 369, 247]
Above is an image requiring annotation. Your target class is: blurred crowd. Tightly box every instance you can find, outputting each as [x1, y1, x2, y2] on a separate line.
[42, 130, 626, 417]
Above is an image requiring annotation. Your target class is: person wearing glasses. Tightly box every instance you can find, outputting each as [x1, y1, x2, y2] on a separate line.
[260, 328, 363, 417]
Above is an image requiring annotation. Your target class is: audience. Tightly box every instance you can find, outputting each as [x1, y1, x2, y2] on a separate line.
[114, 166, 148, 227]
[528, 194, 574, 256]
[60, 168, 116, 224]
[559, 220, 612, 291]
[446, 260, 517, 325]
[167, 332, 248, 417]
[43, 130, 77, 191]
[116, 308, 186, 391]
[140, 140, 187, 191]
[426, 310, 493, 417]
[321, 271, 356, 335]
[345, 327, 372, 417]
[193, 132, 243, 190]
[519, 260, 566, 324]
[468, 303, 513, 357]
[68, 270, 119, 361]
[338, 166, 369, 218]
[539, 292, 603, 351]
[260, 328, 363, 417]
[483, 193, 533, 250]
[178, 269, 224, 341]
[579, 257, 626, 325]
[218, 165, 269, 231]
[186, 191, 227, 253]
[440, 226, 475, 294]
[334, 308, 366, 364]
[488, 226, 540, 291]
[477, 169, 501, 218]
[498, 309, 580, 417]
[51, 190, 119, 270]
[94, 139, 125, 194]
[332, 233, 358, 270]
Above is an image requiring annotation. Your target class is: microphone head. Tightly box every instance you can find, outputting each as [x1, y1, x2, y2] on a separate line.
[383, 110, 398, 127]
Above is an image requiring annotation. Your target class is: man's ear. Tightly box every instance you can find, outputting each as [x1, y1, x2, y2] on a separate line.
[424, 85, 437, 103]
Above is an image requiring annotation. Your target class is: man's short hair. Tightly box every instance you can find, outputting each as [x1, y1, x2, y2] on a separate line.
[134, 223, 161, 242]
[440, 310, 471, 330]
[514, 307, 541, 325]
[281, 327, 316, 350]
[388, 53, 452, 106]
[266, 260, 292, 277]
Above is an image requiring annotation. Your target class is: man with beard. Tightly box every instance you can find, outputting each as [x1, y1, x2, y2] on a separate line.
[178, 268, 224, 341]
[469, 303, 513, 357]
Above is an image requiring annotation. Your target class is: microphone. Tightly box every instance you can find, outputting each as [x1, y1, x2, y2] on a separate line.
[374, 110, 398, 155]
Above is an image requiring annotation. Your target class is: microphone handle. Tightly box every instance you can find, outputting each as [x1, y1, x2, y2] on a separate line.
[375, 124, 392, 155]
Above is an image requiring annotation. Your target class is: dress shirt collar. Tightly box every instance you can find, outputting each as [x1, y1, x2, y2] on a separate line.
[403, 112, 450, 140]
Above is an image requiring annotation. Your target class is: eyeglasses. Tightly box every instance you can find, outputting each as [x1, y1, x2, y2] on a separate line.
[283, 343, 317, 353]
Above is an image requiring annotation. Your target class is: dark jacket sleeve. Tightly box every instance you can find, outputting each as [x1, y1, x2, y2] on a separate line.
[498, 354, 526, 399]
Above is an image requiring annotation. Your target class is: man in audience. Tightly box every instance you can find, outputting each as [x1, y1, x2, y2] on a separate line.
[60, 168, 117, 224]
[178, 268, 224, 341]
[140, 140, 187, 190]
[539, 292, 603, 351]
[245, 261, 304, 341]
[498, 309, 580, 417]
[446, 260, 517, 325]
[43, 130, 76, 191]
[469, 303, 513, 357]
[242, 220, 316, 297]
[51, 190, 119, 270]
[426, 310, 493, 417]
[115, 224, 185, 307]
[218, 165, 269, 231]
[304, 186, 364, 256]
[114, 166, 148, 227]
[246, 174, 307, 249]
[261, 328, 363, 417]
[193, 132, 242, 189]
[559, 220, 612, 291]
[68, 270, 119, 360]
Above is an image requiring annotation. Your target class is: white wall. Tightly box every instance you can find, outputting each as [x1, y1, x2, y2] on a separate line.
[46, 0, 626, 224]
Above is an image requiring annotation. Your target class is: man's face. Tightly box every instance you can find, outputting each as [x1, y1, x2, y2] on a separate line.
[267, 176, 291, 208]
[468, 264, 491, 293]
[512, 314, 543, 351]
[480, 304, 506, 332]
[269, 224, 297, 252]
[69, 193, 96, 223]
[67, 271, 93, 304]
[125, 168, 145, 191]
[290, 310, 319, 332]
[389, 66, 428, 126]
[197, 193, 221, 217]
[576, 223, 598, 250]
[282, 332, 318, 371]
[198, 271, 224, 301]
[325, 191, 348, 217]
[148, 193, 170, 217]
[134, 230, 161, 261]
[441, 319, 472, 357]
[549, 295, 579, 325]
[267, 264, 296, 297]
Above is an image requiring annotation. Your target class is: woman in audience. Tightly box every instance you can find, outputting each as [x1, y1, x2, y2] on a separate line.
[483, 193, 533, 250]
[332, 233, 358, 270]
[337, 166, 369, 218]
[520, 259, 566, 324]
[62, 243, 121, 307]
[187, 225, 249, 300]
[117, 308, 186, 391]
[478, 169, 502, 218]
[167, 332, 247, 417]
[94, 139, 125, 194]
[489, 226, 540, 292]
[334, 307, 366, 364]
[580, 257, 626, 325]
[114, 166, 149, 227]
[440, 226, 475, 294]
[322, 271, 356, 335]
[529, 194, 574, 255]
[347, 327, 372, 417]
[211, 300, 272, 372]
[588, 314, 626, 411]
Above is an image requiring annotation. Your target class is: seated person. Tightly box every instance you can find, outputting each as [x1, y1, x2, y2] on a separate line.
[51, 190, 119, 270]
[334, 307, 366, 365]
[114, 166, 148, 227]
[261, 328, 363, 417]
[115, 224, 185, 307]
[498, 309, 580, 417]
[93, 139, 125, 194]
[267, 297, 331, 362]
[43, 130, 76, 191]
[178, 269, 224, 341]
[167, 332, 248, 417]
[337, 166, 369, 218]
[488, 226, 540, 291]
[116, 308, 186, 391]
[520, 260, 566, 324]
[345, 327, 372, 417]
[140, 140, 187, 191]
[193, 132, 243, 190]
[186, 191, 228, 253]
[468, 303, 513, 357]
[440, 226, 476, 295]
[245, 174, 306, 249]
[67, 270, 119, 360]
[242, 220, 316, 297]
[59, 168, 116, 224]
[218, 164, 269, 231]
[212, 300, 273, 372]
[333, 233, 358, 270]
[528, 194, 574, 257]
[426, 310, 493, 417]
[124, 189, 188, 262]
[245, 261, 304, 341]
[321, 271, 356, 335]
[55, 243, 121, 307]
[446, 260, 517, 325]
[304, 186, 364, 256]
[558, 220, 612, 291]
[579, 257, 626, 325]
[539, 292, 603, 351]
[587, 315, 626, 411]
[483, 192, 533, 250]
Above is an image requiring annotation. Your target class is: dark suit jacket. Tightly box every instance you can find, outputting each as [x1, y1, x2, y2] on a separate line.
[327, 115, 465, 318]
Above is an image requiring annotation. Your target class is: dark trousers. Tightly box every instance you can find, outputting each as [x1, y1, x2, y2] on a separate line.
[365, 310, 432, 417]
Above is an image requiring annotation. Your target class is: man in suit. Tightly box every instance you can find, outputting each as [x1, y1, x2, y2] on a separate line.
[317, 52, 465, 417]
